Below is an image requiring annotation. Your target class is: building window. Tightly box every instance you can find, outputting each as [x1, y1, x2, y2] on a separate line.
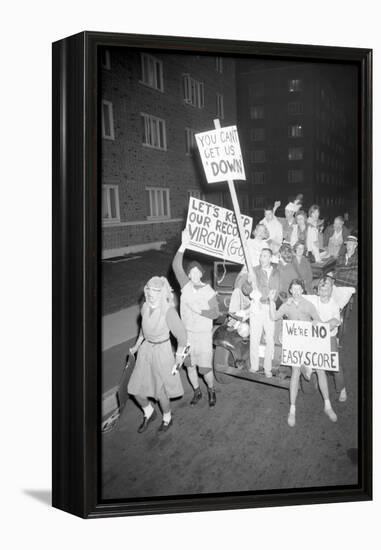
[187, 189, 202, 200]
[251, 128, 265, 141]
[141, 113, 167, 150]
[102, 185, 120, 223]
[288, 79, 302, 92]
[185, 128, 197, 155]
[250, 105, 264, 119]
[251, 150, 266, 163]
[288, 101, 303, 115]
[288, 147, 303, 160]
[288, 169, 303, 183]
[250, 82, 264, 99]
[252, 172, 265, 185]
[215, 56, 223, 73]
[101, 49, 111, 70]
[140, 53, 164, 91]
[102, 100, 115, 140]
[288, 124, 303, 138]
[146, 187, 170, 220]
[183, 74, 204, 108]
[216, 93, 224, 119]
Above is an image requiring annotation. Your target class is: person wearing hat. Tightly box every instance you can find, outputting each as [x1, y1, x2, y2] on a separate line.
[172, 229, 220, 407]
[332, 235, 358, 287]
[323, 216, 350, 258]
[273, 200, 299, 244]
[128, 276, 187, 433]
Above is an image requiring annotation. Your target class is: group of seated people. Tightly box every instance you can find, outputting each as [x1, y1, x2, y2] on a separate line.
[227, 197, 358, 428]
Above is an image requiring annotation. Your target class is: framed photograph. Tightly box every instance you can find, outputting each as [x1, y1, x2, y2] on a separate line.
[52, 31, 372, 518]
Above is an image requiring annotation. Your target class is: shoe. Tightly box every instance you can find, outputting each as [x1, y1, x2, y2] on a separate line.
[324, 407, 338, 423]
[265, 371, 273, 379]
[248, 368, 259, 373]
[208, 388, 216, 408]
[190, 388, 202, 406]
[287, 412, 296, 427]
[158, 418, 173, 432]
[339, 388, 347, 402]
[137, 409, 157, 433]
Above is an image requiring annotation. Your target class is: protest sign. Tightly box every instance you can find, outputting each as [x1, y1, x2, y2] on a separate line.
[185, 197, 253, 264]
[195, 125, 246, 184]
[281, 320, 339, 372]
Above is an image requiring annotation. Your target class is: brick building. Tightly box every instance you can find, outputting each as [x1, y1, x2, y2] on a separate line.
[101, 49, 237, 257]
[236, 60, 357, 224]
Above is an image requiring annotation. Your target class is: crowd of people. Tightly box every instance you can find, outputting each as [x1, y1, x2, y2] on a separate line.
[127, 195, 358, 432]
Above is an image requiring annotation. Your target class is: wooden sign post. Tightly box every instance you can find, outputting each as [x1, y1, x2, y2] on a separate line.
[213, 119, 254, 282]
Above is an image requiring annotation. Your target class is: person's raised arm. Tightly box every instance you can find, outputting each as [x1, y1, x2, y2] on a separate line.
[172, 229, 191, 289]
[273, 200, 281, 215]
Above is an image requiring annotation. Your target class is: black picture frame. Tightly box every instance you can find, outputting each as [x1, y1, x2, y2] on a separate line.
[52, 31, 372, 519]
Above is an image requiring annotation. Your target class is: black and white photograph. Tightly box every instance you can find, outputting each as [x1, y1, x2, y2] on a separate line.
[100, 46, 363, 501]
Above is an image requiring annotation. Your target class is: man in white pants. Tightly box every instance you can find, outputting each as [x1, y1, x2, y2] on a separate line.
[249, 248, 280, 378]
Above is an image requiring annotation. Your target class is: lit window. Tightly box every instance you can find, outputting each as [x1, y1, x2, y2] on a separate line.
[250, 105, 264, 119]
[101, 49, 111, 70]
[102, 100, 115, 140]
[140, 53, 164, 91]
[288, 124, 303, 138]
[288, 169, 303, 183]
[288, 147, 303, 160]
[215, 56, 223, 73]
[252, 172, 265, 185]
[251, 150, 266, 163]
[185, 128, 197, 155]
[251, 128, 265, 141]
[146, 187, 170, 220]
[216, 93, 224, 119]
[183, 74, 204, 108]
[102, 185, 120, 222]
[288, 101, 303, 115]
[288, 79, 302, 92]
[141, 113, 167, 150]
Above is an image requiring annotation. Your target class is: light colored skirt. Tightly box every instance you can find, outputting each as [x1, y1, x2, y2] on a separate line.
[128, 340, 184, 400]
[187, 330, 213, 370]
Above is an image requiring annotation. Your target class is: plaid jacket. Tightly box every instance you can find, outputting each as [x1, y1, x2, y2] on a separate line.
[333, 249, 358, 287]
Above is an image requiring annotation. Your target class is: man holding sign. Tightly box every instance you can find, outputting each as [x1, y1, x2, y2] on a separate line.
[269, 278, 338, 428]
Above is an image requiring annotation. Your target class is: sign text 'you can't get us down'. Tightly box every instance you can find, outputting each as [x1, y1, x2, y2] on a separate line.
[195, 126, 246, 184]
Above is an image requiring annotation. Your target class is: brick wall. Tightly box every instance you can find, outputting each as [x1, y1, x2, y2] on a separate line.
[101, 49, 237, 251]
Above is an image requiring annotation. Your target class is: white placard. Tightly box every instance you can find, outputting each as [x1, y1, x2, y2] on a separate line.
[186, 197, 252, 264]
[281, 320, 339, 371]
[195, 125, 246, 183]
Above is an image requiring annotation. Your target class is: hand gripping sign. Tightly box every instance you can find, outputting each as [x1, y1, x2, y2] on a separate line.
[195, 125, 246, 184]
[281, 320, 339, 372]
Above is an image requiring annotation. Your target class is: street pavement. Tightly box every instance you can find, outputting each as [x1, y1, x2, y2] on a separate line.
[101, 298, 359, 500]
